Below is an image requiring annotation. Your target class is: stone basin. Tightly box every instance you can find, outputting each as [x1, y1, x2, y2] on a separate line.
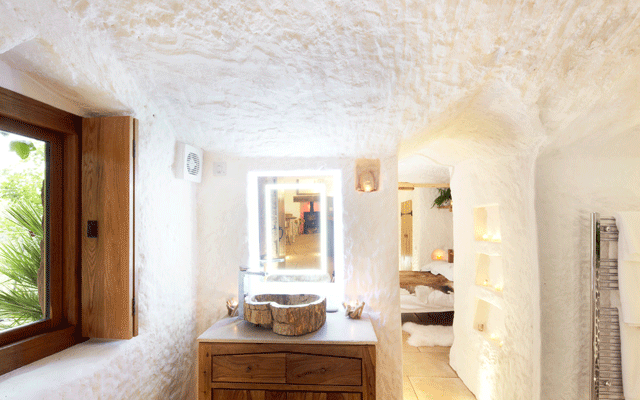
[243, 294, 326, 336]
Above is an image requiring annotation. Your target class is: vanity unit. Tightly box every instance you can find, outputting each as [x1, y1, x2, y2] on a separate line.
[197, 312, 377, 400]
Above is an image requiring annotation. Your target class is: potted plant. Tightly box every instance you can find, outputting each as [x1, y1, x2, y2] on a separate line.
[432, 188, 452, 210]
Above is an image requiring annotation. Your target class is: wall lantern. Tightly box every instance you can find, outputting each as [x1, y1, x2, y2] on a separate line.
[355, 158, 380, 192]
[431, 248, 446, 260]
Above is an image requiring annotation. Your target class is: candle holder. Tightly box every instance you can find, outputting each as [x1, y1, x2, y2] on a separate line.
[355, 159, 380, 192]
[226, 299, 239, 317]
[431, 249, 446, 261]
[343, 300, 365, 319]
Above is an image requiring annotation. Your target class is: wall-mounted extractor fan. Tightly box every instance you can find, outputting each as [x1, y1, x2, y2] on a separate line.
[175, 142, 203, 183]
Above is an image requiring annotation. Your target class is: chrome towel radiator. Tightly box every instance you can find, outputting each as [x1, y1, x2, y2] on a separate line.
[591, 213, 625, 400]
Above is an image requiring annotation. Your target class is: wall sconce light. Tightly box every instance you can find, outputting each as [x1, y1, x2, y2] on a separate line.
[355, 159, 380, 192]
[431, 249, 446, 260]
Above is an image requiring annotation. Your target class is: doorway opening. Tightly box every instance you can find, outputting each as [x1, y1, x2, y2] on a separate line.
[398, 183, 475, 399]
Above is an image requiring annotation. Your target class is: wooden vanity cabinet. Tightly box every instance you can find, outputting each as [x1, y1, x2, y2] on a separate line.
[198, 342, 375, 400]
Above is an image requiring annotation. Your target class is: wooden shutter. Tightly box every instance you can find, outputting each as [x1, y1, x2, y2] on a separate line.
[401, 200, 412, 257]
[81, 116, 137, 339]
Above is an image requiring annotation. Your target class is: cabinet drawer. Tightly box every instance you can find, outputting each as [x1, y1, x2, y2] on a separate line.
[287, 392, 361, 400]
[286, 354, 362, 386]
[212, 390, 361, 400]
[211, 353, 286, 384]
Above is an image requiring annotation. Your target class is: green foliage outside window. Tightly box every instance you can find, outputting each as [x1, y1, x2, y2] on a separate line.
[0, 134, 45, 330]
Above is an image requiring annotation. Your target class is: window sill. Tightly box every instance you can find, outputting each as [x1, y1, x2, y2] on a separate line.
[0, 325, 85, 375]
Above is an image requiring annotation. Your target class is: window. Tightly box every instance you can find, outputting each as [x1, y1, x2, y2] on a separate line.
[0, 87, 137, 376]
[0, 87, 83, 375]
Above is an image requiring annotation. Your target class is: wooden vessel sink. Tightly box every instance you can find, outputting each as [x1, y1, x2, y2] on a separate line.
[243, 294, 326, 336]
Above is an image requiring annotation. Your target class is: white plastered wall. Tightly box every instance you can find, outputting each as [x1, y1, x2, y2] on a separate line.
[0, 58, 198, 399]
[196, 155, 402, 399]
[398, 188, 453, 271]
[449, 152, 541, 400]
[536, 150, 640, 399]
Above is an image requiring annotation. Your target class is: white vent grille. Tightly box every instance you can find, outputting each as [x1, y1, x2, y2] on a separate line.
[186, 152, 200, 176]
[175, 142, 203, 183]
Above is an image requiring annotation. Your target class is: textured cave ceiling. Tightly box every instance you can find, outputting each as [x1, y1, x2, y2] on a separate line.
[1, 0, 639, 161]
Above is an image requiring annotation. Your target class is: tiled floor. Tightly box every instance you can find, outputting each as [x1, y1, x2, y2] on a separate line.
[402, 329, 476, 400]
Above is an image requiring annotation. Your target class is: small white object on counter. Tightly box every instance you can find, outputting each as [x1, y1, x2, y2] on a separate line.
[198, 309, 378, 345]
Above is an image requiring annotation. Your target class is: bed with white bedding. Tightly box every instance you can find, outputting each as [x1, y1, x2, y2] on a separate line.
[400, 261, 454, 313]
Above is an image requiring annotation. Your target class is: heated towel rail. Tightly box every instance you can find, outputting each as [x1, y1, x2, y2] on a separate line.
[591, 213, 625, 400]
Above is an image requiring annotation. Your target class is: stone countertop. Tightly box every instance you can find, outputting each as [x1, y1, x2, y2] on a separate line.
[198, 310, 378, 345]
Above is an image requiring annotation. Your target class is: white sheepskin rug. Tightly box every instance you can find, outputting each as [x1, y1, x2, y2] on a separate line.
[402, 322, 454, 347]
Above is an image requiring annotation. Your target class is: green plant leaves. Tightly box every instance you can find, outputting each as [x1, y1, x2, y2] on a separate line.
[0, 200, 44, 329]
[432, 188, 452, 208]
[0, 287, 42, 326]
[9, 140, 36, 160]
[4, 201, 43, 239]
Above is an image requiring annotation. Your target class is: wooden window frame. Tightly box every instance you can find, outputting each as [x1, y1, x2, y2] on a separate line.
[0, 87, 84, 375]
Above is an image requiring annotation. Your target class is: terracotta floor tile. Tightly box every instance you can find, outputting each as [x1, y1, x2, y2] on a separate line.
[402, 352, 457, 378]
[403, 331, 421, 353]
[402, 324, 475, 399]
[418, 345, 451, 354]
[410, 377, 477, 400]
[419, 348, 450, 365]
[403, 376, 419, 400]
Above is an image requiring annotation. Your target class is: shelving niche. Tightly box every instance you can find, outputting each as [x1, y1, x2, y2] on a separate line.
[475, 253, 503, 293]
[472, 298, 504, 347]
[473, 204, 501, 242]
[472, 203, 505, 347]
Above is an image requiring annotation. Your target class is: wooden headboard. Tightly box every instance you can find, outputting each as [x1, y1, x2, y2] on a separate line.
[399, 271, 453, 294]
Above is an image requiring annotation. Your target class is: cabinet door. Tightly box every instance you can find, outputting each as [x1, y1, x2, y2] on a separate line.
[212, 390, 286, 400]
[286, 393, 361, 400]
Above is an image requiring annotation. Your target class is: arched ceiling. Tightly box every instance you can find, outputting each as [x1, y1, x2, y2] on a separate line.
[1, 0, 639, 158]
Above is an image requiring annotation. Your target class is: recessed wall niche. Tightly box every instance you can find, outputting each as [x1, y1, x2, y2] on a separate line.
[475, 253, 504, 292]
[473, 204, 501, 242]
[473, 298, 504, 346]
